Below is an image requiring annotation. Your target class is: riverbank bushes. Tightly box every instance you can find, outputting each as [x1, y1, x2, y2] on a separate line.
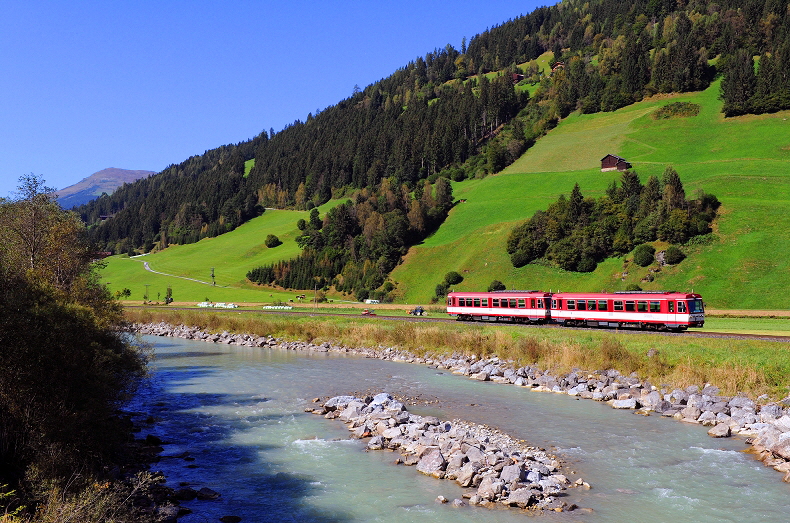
[0, 176, 148, 521]
[125, 308, 790, 400]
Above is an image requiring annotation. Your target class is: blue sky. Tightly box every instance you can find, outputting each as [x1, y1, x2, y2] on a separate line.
[1, 1, 547, 199]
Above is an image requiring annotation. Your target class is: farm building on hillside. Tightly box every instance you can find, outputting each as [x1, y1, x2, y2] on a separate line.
[600, 154, 632, 172]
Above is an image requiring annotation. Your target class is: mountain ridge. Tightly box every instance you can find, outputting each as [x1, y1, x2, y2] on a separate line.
[56, 167, 154, 209]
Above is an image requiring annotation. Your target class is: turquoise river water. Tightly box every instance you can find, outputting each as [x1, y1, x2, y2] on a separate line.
[128, 336, 790, 522]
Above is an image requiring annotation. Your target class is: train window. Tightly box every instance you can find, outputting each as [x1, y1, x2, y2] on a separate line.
[688, 299, 704, 313]
[509, 299, 517, 308]
[588, 301, 597, 311]
[531, 299, 536, 308]
[677, 301, 687, 313]
[650, 301, 661, 313]
[598, 300, 608, 311]
[483, 298, 490, 307]
[577, 299, 586, 310]
[492, 298, 499, 307]
[518, 299, 525, 308]
[625, 301, 635, 312]
[474, 298, 481, 307]
[614, 300, 624, 311]
[637, 301, 647, 312]
[557, 299, 562, 309]
[501, 299, 508, 308]
[668, 301, 674, 313]
[567, 300, 576, 310]
[551, 299, 557, 309]
[537, 298, 543, 308]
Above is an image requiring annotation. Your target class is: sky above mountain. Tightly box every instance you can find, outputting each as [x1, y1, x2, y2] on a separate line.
[0, 0, 546, 199]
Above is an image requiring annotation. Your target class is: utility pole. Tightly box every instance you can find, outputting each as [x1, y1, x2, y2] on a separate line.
[211, 267, 215, 286]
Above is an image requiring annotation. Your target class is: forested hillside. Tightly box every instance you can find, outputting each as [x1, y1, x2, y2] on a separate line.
[80, 0, 790, 291]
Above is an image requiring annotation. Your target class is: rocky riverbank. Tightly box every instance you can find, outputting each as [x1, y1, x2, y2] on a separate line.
[308, 392, 589, 512]
[134, 322, 790, 482]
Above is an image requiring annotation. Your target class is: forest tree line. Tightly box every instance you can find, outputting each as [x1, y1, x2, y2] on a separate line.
[76, 0, 788, 290]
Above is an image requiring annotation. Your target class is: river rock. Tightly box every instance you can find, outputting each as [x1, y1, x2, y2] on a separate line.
[708, 423, 732, 438]
[680, 406, 701, 421]
[196, 487, 220, 500]
[612, 398, 637, 409]
[500, 463, 525, 483]
[416, 448, 447, 478]
[477, 476, 505, 500]
[502, 487, 535, 508]
[455, 461, 483, 487]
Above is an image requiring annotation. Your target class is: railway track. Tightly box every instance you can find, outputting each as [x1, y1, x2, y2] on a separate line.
[127, 305, 790, 343]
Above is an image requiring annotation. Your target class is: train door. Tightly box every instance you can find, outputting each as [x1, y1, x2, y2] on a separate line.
[667, 299, 676, 324]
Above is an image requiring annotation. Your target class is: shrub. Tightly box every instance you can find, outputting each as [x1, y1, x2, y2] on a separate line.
[265, 234, 282, 248]
[625, 283, 643, 291]
[435, 282, 449, 297]
[488, 280, 506, 292]
[577, 256, 598, 273]
[633, 244, 656, 267]
[664, 246, 686, 265]
[652, 102, 701, 119]
[444, 271, 463, 285]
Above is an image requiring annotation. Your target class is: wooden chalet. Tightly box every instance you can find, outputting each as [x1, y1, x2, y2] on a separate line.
[600, 154, 632, 172]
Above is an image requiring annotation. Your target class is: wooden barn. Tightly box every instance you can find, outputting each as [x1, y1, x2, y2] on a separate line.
[600, 154, 632, 172]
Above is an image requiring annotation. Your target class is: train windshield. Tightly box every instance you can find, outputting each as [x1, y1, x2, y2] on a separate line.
[687, 299, 704, 313]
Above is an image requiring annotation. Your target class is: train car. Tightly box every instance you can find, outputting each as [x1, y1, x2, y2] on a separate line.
[447, 290, 552, 323]
[550, 291, 704, 331]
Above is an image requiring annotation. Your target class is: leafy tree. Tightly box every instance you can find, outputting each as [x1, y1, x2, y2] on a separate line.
[633, 243, 656, 266]
[444, 271, 464, 285]
[488, 280, 506, 292]
[0, 176, 146, 508]
[664, 245, 686, 265]
[265, 234, 282, 248]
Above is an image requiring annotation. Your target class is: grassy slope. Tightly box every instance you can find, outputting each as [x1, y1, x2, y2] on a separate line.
[103, 80, 790, 309]
[391, 80, 790, 309]
[101, 203, 341, 304]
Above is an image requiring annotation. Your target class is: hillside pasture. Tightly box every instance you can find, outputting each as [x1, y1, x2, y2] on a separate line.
[393, 80, 790, 309]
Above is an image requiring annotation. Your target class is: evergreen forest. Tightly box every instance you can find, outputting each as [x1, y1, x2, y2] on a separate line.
[76, 0, 790, 292]
[506, 167, 720, 272]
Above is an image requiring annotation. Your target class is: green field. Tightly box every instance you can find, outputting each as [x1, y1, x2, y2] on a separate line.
[102, 79, 790, 311]
[391, 80, 790, 309]
[102, 206, 333, 304]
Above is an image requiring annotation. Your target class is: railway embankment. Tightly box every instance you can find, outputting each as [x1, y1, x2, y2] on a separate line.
[135, 321, 790, 483]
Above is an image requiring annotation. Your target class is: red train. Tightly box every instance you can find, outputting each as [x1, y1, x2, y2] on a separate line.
[446, 290, 705, 331]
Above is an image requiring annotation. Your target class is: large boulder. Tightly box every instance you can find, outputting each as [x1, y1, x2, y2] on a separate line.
[708, 423, 731, 438]
[502, 488, 535, 508]
[476, 476, 505, 500]
[612, 398, 637, 409]
[455, 461, 483, 487]
[416, 449, 447, 478]
[499, 463, 525, 483]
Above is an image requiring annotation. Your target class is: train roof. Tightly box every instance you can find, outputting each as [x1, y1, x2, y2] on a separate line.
[553, 291, 702, 299]
[448, 290, 551, 296]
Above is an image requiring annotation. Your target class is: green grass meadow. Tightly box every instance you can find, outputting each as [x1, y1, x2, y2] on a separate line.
[102, 79, 790, 311]
[392, 80, 790, 309]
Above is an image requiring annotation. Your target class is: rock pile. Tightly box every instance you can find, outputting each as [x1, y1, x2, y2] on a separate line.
[134, 322, 790, 482]
[310, 393, 586, 511]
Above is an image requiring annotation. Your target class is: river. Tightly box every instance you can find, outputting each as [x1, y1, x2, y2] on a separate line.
[127, 336, 789, 522]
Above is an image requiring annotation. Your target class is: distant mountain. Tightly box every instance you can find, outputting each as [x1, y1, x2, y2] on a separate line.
[56, 168, 154, 209]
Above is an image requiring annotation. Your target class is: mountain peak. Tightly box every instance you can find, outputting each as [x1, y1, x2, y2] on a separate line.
[56, 168, 155, 209]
